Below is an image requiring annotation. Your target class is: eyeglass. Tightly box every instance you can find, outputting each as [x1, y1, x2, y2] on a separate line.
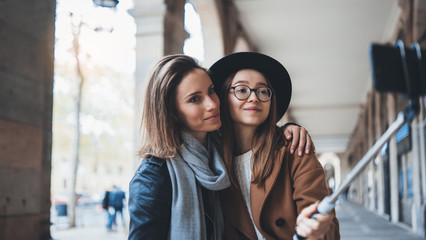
[230, 85, 272, 102]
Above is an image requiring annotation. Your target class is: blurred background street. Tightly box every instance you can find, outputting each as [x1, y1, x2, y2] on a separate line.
[50, 200, 129, 240]
[49, 200, 425, 240]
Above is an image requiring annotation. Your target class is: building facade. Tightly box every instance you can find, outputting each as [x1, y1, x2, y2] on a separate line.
[341, 1, 426, 236]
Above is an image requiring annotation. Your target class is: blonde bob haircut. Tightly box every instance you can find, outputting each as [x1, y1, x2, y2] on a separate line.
[138, 54, 205, 159]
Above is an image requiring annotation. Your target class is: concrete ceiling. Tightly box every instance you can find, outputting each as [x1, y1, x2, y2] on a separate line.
[233, 0, 400, 153]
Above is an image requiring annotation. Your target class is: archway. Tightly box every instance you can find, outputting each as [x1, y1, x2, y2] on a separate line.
[318, 152, 341, 193]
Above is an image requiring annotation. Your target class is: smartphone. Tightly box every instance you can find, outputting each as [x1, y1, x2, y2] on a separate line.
[369, 43, 426, 96]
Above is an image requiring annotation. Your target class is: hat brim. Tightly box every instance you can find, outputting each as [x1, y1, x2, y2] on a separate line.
[208, 52, 292, 120]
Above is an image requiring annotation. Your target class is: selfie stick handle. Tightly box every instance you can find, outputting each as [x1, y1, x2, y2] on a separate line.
[293, 111, 407, 240]
[294, 40, 422, 240]
[295, 100, 419, 240]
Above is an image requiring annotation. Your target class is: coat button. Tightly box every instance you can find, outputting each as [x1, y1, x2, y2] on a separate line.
[275, 218, 285, 227]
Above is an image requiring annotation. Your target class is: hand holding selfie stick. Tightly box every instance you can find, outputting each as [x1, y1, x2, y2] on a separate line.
[294, 40, 424, 240]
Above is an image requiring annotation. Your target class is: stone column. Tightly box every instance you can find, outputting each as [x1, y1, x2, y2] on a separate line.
[411, 118, 424, 236]
[410, 95, 426, 236]
[387, 93, 399, 223]
[419, 100, 426, 202]
[419, 101, 426, 237]
[129, 0, 166, 168]
[0, 0, 55, 239]
[130, 0, 166, 88]
[367, 92, 376, 210]
[192, 0, 257, 67]
[375, 92, 385, 215]
[130, 0, 189, 168]
[191, 0, 225, 67]
[164, 0, 187, 55]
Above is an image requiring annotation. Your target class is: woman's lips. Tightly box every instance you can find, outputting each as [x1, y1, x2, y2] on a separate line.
[243, 107, 261, 112]
[205, 113, 219, 120]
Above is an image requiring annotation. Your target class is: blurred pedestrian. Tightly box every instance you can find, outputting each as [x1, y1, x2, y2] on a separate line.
[102, 189, 114, 231]
[109, 185, 126, 228]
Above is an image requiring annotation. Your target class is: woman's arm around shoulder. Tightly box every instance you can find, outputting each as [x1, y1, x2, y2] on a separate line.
[128, 157, 172, 240]
[281, 123, 316, 156]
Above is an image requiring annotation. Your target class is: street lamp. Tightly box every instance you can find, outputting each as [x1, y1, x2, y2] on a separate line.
[92, 0, 119, 8]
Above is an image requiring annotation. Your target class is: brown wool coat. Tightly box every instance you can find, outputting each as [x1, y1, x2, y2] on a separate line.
[221, 145, 340, 240]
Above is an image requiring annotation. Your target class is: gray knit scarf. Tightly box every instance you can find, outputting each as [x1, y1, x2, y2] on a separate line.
[166, 131, 230, 240]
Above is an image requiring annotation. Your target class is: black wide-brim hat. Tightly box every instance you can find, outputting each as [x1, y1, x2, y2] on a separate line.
[208, 52, 292, 120]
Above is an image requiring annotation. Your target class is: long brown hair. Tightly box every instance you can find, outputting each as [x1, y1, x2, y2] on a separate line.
[219, 71, 287, 188]
[138, 54, 205, 159]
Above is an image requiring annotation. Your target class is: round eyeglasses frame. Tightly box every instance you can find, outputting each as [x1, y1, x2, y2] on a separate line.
[230, 85, 272, 102]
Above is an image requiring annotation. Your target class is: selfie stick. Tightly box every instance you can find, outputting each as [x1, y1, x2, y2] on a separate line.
[293, 40, 423, 240]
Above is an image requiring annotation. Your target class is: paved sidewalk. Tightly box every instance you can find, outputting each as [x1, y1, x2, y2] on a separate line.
[336, 200, 425, 240]
[51, 201, 425, 240]
[51, 226, 128, 240]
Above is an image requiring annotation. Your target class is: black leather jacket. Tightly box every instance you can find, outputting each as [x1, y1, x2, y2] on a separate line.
[128, 157, 172, 240]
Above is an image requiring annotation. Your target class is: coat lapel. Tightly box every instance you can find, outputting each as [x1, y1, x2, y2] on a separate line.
[221, 185, 258, 239]
[250, 147, 286, 239]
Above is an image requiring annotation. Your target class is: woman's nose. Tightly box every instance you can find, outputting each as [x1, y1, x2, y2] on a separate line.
[205, 96, 218, 110]
[247, 90, 258, 102]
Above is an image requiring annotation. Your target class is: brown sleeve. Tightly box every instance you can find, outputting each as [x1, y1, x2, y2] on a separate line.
[290, 153, 340, 240]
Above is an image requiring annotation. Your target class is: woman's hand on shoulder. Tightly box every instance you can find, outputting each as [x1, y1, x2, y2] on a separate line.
[283, 124, 316, 156]
[295, 202, 332, 240]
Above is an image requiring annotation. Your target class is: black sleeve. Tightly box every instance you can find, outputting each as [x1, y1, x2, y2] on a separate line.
[128, 159, 172, 240]
[281, 122, 301, 130]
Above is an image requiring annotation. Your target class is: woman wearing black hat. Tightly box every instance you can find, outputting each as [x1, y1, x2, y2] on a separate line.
[209, 52, 340, 239]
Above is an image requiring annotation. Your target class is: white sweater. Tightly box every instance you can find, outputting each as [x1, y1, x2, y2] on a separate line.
[234, 150, 266, 240]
